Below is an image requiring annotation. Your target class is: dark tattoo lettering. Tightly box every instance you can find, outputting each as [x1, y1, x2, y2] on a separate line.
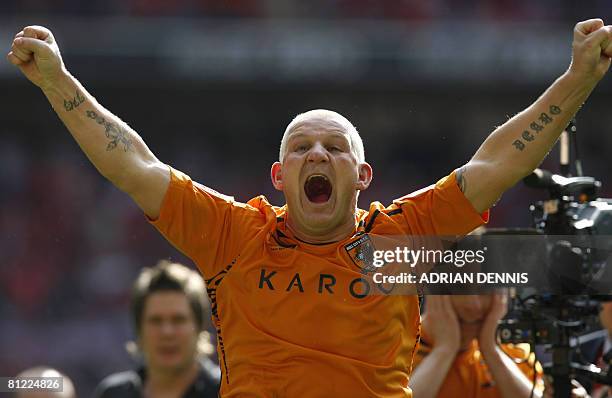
[86, 110, 134, 152]
[512, 140, 525, 151]
[456, 165, 468, 193]
[538, 113, 553, 125]
[512, 105, 561, 151]
[530, 122, 544, 133]
[521, 131, 535, 142]
[63, 90, 85, 111]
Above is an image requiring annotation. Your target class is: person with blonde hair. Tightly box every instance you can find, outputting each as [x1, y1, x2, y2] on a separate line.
[15, 367, 76, 398]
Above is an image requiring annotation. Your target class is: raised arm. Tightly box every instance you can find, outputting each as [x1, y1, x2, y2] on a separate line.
[458, 19, 612, 213]
[7, 25, 169, 219]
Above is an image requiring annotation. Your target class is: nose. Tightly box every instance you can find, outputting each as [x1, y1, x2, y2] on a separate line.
[306, 142, 329, 163]
[160, 320, 176, 336]
[463, 297, 485, 320]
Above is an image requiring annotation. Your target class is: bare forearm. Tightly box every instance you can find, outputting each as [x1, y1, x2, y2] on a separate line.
[8, 25, 169, 218]
[481, 346, 542, 398]
[473, 71, 595, 184]
[409, 347, 456, 398]
[41, 70, 158, 191]
[461, 71, 598, 212]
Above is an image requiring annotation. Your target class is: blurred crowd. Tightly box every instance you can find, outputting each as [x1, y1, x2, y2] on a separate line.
[2, 0, 612, 21]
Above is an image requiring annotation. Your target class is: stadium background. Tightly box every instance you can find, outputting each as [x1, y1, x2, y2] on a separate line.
[1, 1, 611, 395]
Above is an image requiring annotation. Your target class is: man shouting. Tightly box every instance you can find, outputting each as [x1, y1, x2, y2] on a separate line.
[7, 19, 612, 397]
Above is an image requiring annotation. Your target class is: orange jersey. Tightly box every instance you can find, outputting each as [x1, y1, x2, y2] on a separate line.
[413, 337, 543, 398]
[150, 167, 487, 397]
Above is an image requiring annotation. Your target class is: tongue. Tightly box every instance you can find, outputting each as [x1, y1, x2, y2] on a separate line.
[305, 177, 331, 203]
[311, 193, 329, 203]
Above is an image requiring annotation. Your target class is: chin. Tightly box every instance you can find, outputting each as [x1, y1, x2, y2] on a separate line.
[154, 354, 188, 370]
[304, 213, 341, 231]
[298, 197, 339, 222]
[460, 324, 481, 343]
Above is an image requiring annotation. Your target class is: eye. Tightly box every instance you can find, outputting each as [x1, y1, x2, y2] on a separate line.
[172, 315, 188, 326]
[295, 144, 309, 153]
[327, 146, 342, 152]
[147, 317, 163, 327]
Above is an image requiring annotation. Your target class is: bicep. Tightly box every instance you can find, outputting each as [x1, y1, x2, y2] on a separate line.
[124, 160, 171, 219]
[457, 161, 507, 213]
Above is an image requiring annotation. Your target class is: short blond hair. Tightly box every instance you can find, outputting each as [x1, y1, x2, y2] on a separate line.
[16, 367, 76, 398]
[279, 109, 365, 163]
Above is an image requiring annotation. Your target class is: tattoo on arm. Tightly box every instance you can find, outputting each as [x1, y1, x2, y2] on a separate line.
[85, 110, 134, 152]
[511, 105, 561, 151]
[457, 166, 468, 193]
[64, 90, 85, 112]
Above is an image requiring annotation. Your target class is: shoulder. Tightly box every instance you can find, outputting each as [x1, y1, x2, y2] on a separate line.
[245, 195, 286, 224]
[93, 370, 142, 398]
[360, 201, 407, 233]
[188, 358, 221, 397]
[200, 356, 221, 382]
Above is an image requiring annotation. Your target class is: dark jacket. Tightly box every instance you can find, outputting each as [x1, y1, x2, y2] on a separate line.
[94, 358, 220, 398]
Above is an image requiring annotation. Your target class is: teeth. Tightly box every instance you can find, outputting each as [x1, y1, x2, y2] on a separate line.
[307, 174, 329, 182]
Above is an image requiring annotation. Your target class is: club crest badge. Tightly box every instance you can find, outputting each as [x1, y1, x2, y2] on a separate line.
[345, 234, 376, 274]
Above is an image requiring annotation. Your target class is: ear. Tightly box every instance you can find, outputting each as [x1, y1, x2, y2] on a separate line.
[271, 162, 283, 191]
[356, 162, 373, 191]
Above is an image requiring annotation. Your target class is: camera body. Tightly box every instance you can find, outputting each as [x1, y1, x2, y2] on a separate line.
[499, 172, 611, 346]
[496, 170, 612, 396]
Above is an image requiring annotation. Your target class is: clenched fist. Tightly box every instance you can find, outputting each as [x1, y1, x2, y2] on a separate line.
[7, 25, 65, 90]
[569, 18, 612, 83]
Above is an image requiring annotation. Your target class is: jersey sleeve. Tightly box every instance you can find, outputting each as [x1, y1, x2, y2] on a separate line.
[148, 166, 262, 278]
[393, 170, 489, 236]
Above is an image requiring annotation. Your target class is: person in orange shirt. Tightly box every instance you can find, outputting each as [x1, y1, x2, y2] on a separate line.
[410, 294, 543, 398]
[8, 19, 612, 397]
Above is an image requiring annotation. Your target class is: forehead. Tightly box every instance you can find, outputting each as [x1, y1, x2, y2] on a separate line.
[144, 291, 191, 316]
[286, 117, 351, 141]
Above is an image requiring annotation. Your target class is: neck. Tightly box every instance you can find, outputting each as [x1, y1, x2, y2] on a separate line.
[145, 360, 198, 398]
[286, 212, 357, 244]
[460, 337, 477, 351]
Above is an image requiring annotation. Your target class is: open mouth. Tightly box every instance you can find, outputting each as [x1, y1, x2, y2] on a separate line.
[158, 346, 180, 357]
[304, 174, 332, 203]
